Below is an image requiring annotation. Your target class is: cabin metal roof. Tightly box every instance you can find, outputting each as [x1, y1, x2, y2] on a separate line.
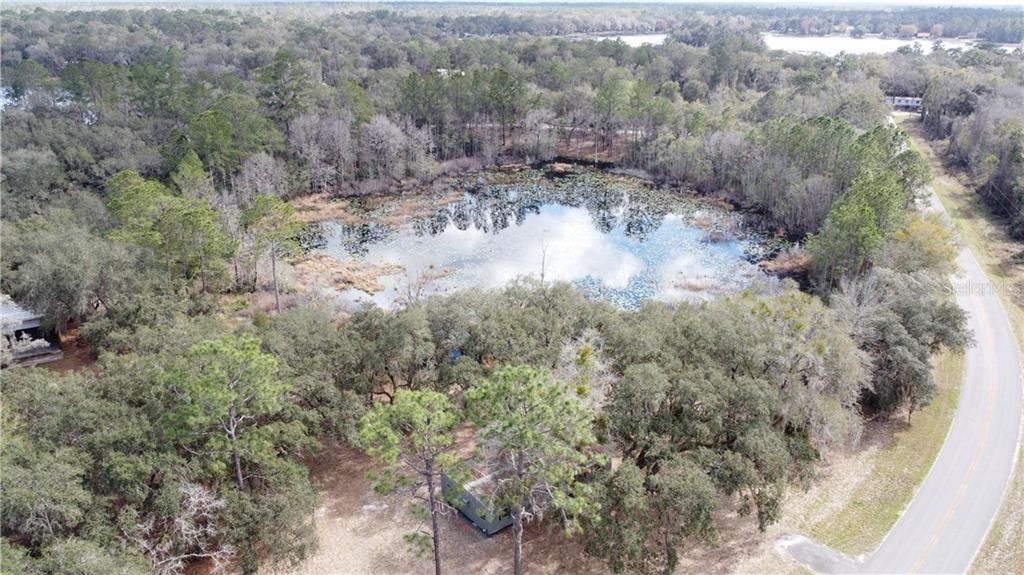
[1, 299, 43, 332]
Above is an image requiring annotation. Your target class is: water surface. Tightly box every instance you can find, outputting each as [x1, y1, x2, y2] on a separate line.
[578, 32, 1011, 55]
[316, 172, 777, 309]
[761, 33, 1004, 56]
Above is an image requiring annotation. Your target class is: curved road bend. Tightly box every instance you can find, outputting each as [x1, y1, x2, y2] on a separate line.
[781, 190, 1023, 574]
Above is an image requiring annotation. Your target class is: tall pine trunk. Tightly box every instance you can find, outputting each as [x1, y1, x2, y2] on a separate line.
[426, 465, 442, 575]
[228, 408, 245, 489]
[233, 450, 245, 489]
[199, 251, 207, 293]
[271, 247, 281, 313]
[512, 505, 523, 575]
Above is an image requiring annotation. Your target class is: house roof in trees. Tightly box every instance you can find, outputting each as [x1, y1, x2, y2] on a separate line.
[442, 461, 514, 536]
[0, 297, 42, 332]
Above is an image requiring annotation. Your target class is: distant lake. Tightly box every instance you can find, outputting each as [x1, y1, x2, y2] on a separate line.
[761, 33, 1007, 56]
[579, 32, 1013, 55]
[598, 33, 669, 48]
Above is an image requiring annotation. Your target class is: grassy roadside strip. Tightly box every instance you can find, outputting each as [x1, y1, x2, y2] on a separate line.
[803, 351, 964, 555]
[974, 444, 1024, 575]
[897, 116, 1024, 574]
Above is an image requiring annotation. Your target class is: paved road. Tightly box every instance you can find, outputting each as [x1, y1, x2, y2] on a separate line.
[782, 190, 1023, 574]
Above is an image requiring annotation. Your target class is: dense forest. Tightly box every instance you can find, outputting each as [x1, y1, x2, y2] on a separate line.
[0, 4, 1018, 575]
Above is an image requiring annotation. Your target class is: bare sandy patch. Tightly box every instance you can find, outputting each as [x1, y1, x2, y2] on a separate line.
[291, 442, 604, 575]
[289, 429, 899, 575]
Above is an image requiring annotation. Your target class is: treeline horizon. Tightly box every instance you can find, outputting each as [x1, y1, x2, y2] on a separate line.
[2, 3, 1023, 42]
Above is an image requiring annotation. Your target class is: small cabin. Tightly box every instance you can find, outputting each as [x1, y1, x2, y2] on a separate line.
[442, 465, 514, 536]
[435, 68, 465, 78]
[884, 96, 923, 111]
[1, 298, 63, 367]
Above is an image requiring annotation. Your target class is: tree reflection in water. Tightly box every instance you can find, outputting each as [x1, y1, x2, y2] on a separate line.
[320, 171, 780, 309]
[338, 174, 681, 250]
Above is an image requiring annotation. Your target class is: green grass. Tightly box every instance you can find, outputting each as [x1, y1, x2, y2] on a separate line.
[806, 351, 964, 556]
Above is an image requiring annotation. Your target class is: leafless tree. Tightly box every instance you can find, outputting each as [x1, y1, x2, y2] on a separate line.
[403, 122, 436, 182]
[523, 108, 556, 161]
[362, 114, 406, 180]
[290, 111, 354, 194]
[125, 481, 234, 575]
[233, 152, 289, 206]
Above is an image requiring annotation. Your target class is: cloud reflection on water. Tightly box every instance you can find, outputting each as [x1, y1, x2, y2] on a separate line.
[319, 180, 774, 309]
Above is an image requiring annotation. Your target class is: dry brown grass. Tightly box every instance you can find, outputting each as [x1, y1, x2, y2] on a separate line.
[291, 187, 466, 228]
[759, 249, 811, 277]
[674, 277, 718, 293]
[293, 254, 403, 295]
[378, 193, 464, 227]
[292, 194, 362, 224]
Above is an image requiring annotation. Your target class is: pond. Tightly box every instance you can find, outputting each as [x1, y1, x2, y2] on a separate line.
[308, 171, 780, 310]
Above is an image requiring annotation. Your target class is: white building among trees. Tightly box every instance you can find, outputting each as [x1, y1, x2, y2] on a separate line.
[1, 296, 63, 367]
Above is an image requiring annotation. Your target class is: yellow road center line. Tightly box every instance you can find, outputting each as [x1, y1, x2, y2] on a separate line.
[908, 304, 998, 574]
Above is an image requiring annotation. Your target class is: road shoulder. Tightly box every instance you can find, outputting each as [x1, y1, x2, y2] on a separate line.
[898, 116, 1024, 575]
